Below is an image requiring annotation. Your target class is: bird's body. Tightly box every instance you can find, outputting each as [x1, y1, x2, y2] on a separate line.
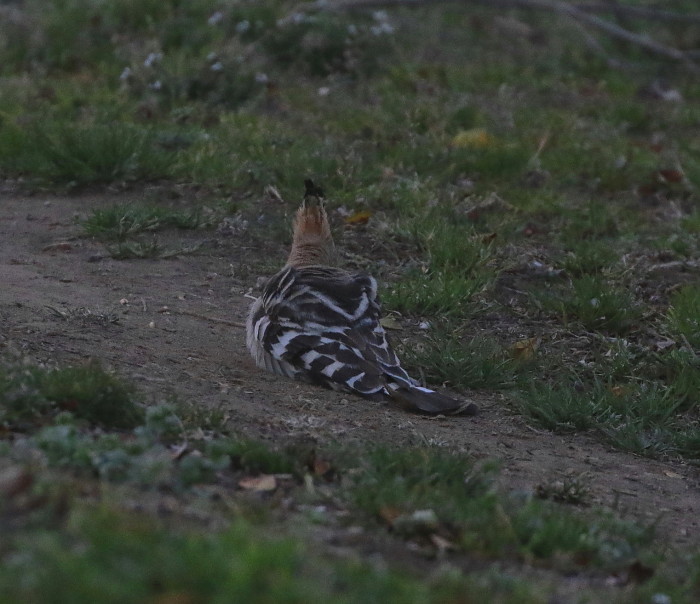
[246, 181, 476, 415]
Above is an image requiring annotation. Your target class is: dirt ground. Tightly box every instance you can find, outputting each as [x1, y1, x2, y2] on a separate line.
[1, 190, 698, 551]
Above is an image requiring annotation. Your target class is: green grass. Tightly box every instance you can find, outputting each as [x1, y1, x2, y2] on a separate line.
[560, 239, 619, 276]
[531, 275, 642, 334]
[668, 285, 700, 349]
[383, 220, 495, 316]
[519, 379, 699, 459]
[398, 327, 522, 391]
[0, 506, 555, 604]
[0, 120, 175, 186]
[0, 359, 142, 430]
[660, 349, 700, 411]
[105, 238, 202, 259]
[344, 446, 652, 567]
[83, 204, 204, 240]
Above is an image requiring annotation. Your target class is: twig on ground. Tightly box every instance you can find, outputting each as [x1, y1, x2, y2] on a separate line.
[544, 0, 697, 69]
[298, 0, 699, 71]
[680, 334, 699, 360]
[173, 308, 246, 328]
[567, 18, 627, 70]
[574, 3, 700, 24]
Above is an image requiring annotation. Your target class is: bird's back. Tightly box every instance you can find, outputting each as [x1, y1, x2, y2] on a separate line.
[247, 264, 414, 397]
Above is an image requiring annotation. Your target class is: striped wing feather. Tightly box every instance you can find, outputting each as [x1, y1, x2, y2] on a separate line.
[251, 265, 413, 396]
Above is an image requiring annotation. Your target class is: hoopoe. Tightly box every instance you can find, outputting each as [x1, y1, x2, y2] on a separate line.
[246, 180, 477, 415]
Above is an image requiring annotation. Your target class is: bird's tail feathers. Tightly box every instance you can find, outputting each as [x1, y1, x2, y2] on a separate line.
[386, 384, 478, 416]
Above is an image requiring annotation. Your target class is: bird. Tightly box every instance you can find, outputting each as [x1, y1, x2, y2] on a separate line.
[246, 180, 477, 415]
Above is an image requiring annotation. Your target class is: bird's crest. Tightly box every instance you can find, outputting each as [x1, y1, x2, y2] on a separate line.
[287, 179, 335, 267]
[304, 178, 325, 202]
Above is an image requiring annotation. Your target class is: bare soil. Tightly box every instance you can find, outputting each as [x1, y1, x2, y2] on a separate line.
[1, 190, 698, 551]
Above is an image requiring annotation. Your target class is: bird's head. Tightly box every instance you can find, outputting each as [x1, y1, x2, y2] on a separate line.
[287, 179, 335, 267]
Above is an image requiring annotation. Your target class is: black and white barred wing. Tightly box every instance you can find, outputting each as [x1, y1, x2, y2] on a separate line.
[247, 265, 414, 397]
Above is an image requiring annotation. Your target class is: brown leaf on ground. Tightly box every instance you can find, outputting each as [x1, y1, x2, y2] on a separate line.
[42, 242, 73, 252]
[344, 210, 372, 225]
[657, 169, 684, 183]
[378, 505, 402, 527]
[450, 128, 493, 149]
[380, 315, 402, 330]
[429, 533, 457, 553]
[0, 466, 33, 500]
[238, 475, 277, 492]
[510, 337, 538, 361]
[609, 385, 629, 397]
[312, 456, 333, 478]
[149, 592, 197, 604]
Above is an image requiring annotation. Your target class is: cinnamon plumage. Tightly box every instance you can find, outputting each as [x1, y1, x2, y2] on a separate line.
[246, 180, 476, 415]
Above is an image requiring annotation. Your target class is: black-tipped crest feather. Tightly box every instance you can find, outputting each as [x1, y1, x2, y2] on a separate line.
[304, 179, 325, 200]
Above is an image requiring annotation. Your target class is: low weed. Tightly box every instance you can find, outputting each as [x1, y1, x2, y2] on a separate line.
[519, 379, 698, 458]
[14, 406, 297, 489]
[384, 221, 495, 316]
[0, 506, 550, 604]
[205, 437, 299, 476]
[0, 121, 174, 185]
[532, 275, 642, 334]
[344, 445, 652, 567]
[535, 475, 590, 505]
[383, 270, 488, 317]
[560, 239, 618, 276]
[0, 359, 142, 430]
[83, 204, 204, 241]
[39, 363, 143, 429]
[658, 349, 700, 411]
[667, 285, 700, 349]
[399, 327, 521, 391]
[105, 239, 202, 260]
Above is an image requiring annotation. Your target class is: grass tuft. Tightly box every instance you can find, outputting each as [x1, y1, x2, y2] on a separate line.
[40, 363, 143, 429]
[345, 445, 652, 565]
[0, 359, 142, 430]
[519, 379, 698, 458]
[532, 275, 641, 334]
[399, 328, 522, 391]
[384, 222, 495, 316]
[0, 121, 174, 185]
[667, 285, 700, 349]
[83, 204, 203, 241]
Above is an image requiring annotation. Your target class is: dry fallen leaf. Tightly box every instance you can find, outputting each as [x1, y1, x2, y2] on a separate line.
[655, 339, 675, 351]
[657, 169, 684, 183]
[170, 442, 188, 460]
[451, 128, 493, 149]
[510, 337, 538, 361]
[0, 466, 33, 499]
[238, 475, 277, 492]
[344, 210, 372, 225]
[380, 316, 402, 330]
[378, 505, 402, 526]
[264, 184, 284, 203]
[429, 533, 457, 553]
[149, 591, 197, 604]
[610, 385, 627, 397]
[42, 242, 73, 253]
[312, 457, 333, 478]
